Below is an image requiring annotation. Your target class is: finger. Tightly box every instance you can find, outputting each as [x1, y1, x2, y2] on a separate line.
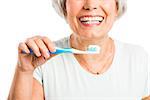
[26, 39, 41, 57]
[30, 35, 43, 40]
[35, 38, 50, 59]
[18, 42, 30, 54]
[42, 36, 56, 52]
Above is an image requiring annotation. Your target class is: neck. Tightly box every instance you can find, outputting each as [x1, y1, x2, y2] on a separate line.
[70, 34, 109, 51]
[70, 34, 115, 74]
[70, 33, 113, 58]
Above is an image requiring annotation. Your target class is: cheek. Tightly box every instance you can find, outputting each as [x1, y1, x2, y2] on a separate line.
[66, 0, 83, 30]
[100, 1, 117, 33]
[103, 0, 117, 17]
[66, 0, 83, 16]
[103, 0, 117, 29]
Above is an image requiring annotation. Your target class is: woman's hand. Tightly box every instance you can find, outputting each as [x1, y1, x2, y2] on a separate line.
[17, 35, 56, 72]
[142, 95, 150, 100]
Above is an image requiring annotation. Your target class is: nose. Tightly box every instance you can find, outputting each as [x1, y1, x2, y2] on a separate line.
[83, 0, 99, 11]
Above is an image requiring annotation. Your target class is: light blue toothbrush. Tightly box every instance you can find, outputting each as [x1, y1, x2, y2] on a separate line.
[22, 45, 100, 55]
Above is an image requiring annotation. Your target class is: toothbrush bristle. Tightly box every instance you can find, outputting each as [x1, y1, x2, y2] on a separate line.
[87, 45, 100, 53]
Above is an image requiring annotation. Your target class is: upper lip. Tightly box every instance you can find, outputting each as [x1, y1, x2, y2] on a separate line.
[78, 15, 104, 19]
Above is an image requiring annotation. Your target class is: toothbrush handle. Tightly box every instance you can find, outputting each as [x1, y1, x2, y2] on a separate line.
[21, 48, 72, 55]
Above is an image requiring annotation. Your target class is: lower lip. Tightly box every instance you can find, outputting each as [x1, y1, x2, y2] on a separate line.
[82, 22, 101, 27]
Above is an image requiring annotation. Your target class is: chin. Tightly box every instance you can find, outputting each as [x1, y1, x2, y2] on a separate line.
[77, 31, 105, 39]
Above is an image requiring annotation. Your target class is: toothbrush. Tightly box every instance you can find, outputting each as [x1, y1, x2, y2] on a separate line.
[22, 45, 100, 55]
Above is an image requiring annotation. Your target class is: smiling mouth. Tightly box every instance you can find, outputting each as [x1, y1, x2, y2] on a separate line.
[79, 15, 104, 26]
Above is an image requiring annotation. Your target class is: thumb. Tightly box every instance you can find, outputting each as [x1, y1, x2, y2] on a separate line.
[32, 54, 57, 67]
[32, 56, 46, 67]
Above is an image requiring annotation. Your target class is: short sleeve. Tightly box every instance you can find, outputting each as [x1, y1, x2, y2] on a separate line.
[33, 66, 43, 85]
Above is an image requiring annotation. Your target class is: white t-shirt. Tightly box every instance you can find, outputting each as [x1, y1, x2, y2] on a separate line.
[33, 36, 149, 100]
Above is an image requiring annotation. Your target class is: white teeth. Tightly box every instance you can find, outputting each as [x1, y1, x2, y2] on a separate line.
[80, 16, 104, 22]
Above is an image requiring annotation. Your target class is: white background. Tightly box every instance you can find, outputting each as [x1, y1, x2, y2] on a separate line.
[0, 0, 150, 99]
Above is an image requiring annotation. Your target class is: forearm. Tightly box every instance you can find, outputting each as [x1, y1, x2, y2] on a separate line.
[8, 65, 33, 100]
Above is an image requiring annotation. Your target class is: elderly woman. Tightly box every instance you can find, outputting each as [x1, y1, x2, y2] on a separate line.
[8, 0, 149, 99]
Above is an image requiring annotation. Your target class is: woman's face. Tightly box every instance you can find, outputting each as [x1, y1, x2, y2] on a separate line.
[66, 0, 118, 39]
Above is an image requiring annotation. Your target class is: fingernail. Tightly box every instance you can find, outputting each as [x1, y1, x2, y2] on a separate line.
[37, 52, 41, 57]
[47, 54, 50, 58]
[45, 52, 50, 58]
[26, 50, 30, 54]
[52, 47, 56, 52]
[53, 49, 56, 53]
